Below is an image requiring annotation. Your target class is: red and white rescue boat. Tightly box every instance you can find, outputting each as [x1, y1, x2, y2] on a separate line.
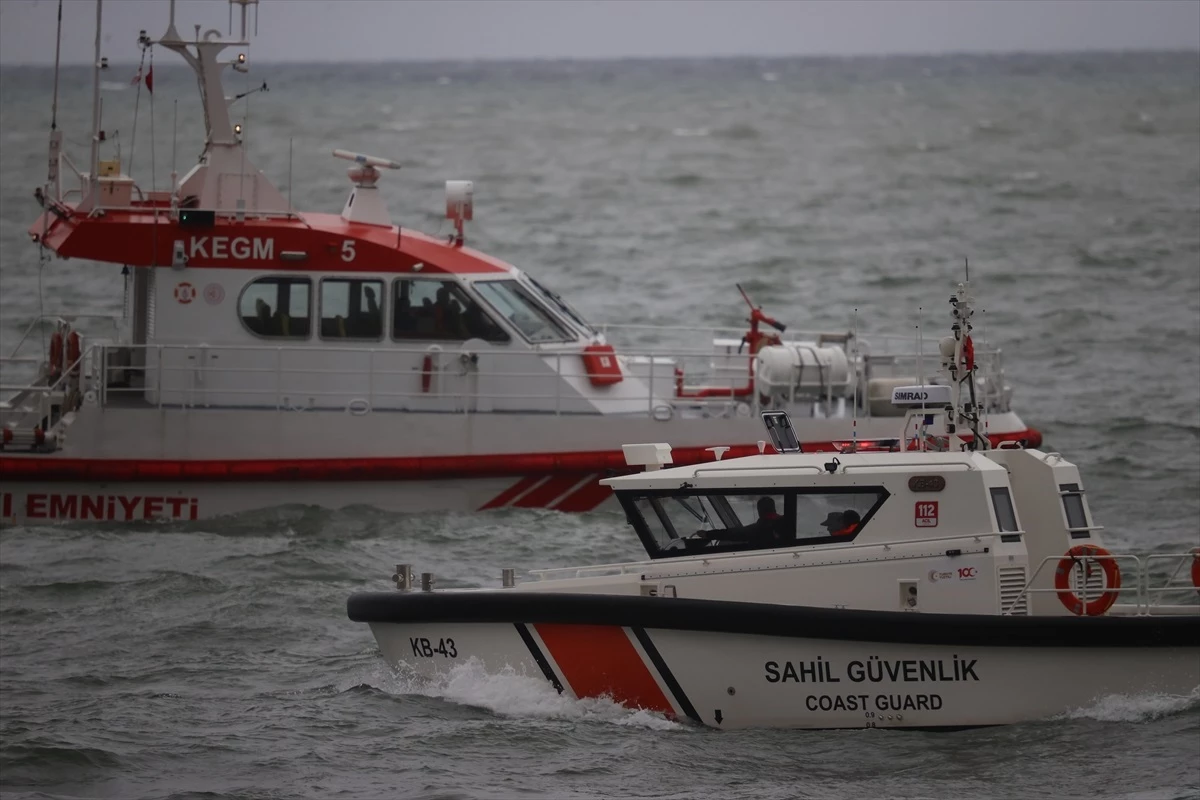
[348, 287, 1199, 730]
[0, 0, 1041, 524]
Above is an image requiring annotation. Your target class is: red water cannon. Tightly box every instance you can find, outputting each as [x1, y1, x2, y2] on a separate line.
[737, 284, 786, 355]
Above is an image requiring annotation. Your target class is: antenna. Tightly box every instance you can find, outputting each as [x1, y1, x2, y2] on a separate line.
[916, 306, 925, 451]
[851, 307, 858, 450]
[979, 306, 989, 446]
[964, 256, 970, 284]
[170, 99, 178, 194]
[50, 0, 62, 132]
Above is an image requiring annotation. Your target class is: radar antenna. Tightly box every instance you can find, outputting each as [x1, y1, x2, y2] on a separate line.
[332, 150, 400, 227]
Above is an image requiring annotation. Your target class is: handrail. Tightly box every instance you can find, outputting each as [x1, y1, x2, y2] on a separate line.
[690, 463, 826, 478]
[841, 460, 976, 472]
[2, 334, 1020, 421]
[1005, 553, 1200, 616]
[3, 313, 122, 361]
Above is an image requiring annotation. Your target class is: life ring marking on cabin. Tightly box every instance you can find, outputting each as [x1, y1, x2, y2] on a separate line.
[1054, 544, 1121, 616]
[174, 282, 196, 304]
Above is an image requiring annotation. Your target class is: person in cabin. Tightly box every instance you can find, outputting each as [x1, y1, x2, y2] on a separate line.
[463, 301, 495, 340]
[394, 294, 416, 337]
[698, 496, 783, 546]
[362, 285, 381, 337]
[254, 298, 272, 335]
[444, 298, 469, 339]
[433, 286, 453, 336]
[417, 297, 437, 336]
[821, 509, 861, 536]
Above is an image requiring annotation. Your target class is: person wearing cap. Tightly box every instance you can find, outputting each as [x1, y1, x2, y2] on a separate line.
[822, 509, 861, 536]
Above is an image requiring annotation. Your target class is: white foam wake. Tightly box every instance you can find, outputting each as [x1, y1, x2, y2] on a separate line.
[380, 658, 683, 731]
[1060, 687, 1200, 723]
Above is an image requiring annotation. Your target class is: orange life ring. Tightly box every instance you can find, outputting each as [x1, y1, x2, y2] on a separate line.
[66, 331, 81, 375]
[1055, 544, 1121, 616]
[48, 331, 64, 376]
[1190, 547, 1200, 594]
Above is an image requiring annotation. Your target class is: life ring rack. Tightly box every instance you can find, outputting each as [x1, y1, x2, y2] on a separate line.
[48, 331, 64, 377]
[66, 331, 82, 375]
[1054, 544, 1121, 617]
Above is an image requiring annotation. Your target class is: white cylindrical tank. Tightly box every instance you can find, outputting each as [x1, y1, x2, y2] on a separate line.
[755, 343, 851, 395]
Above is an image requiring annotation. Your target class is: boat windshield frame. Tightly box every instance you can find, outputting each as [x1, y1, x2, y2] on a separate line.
[471, 279, 578, 344]
[525, 275, 597, 338]
[617, 486, 891, 559]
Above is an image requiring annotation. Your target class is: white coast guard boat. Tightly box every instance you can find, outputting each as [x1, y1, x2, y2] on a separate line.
[0, 0, 1040, 524]
[348, 285, 1200, 730]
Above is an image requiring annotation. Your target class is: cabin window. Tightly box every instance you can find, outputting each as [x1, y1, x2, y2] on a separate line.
[473, 280, 573, 343]
[238, 277, 311, 338]
[320, 278, 384, 340]
[393, 279, 509, 342]
[1060, 483, 1089, 531]
[619, 487, 888, 559]
[990, 487, 1019, 532]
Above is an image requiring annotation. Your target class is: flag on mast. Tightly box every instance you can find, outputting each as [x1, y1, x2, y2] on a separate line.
[131, 66, 154, 94]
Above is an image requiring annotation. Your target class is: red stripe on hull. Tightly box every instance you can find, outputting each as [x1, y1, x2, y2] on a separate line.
[512, 474, 588, 509]
[551, 474, 612, 513]
[0, 429, 1042, 484]
[478, 475, 543, 510]
[534, 623, 674, 715]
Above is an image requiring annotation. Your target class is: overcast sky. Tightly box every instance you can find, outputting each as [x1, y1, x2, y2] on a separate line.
[0, 0, 1197, 65]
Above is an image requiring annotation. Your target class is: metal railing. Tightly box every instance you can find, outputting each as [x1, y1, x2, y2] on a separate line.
[1, 320, 1016, 426]
[1002, 552, 1200, 616]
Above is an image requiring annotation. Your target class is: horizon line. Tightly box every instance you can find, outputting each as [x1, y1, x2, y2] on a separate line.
[1, 45, 1197, 69]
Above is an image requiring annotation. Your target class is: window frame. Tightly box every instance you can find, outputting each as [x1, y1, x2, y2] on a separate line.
[989, 486, 1020, 533]
[236, 275, 313, 340]
[391, 277, 511, 344]
[617, 485, 890, 560]
[470, 278, 576, 344]
[1059, 482, 1090, 536]
[317, 276, 386, 342]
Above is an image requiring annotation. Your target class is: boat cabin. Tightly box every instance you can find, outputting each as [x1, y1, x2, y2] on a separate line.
[574, 440, 1104, 616]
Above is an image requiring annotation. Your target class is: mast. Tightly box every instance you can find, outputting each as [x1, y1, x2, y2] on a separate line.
[88, 0, 103, 200]
[941, 280, 985, 451]
[155, 0, 288, 215]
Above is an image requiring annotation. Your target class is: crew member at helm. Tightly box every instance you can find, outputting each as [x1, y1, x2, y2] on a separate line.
[822, 510, 861, 536]
[699, 497, 783, 546]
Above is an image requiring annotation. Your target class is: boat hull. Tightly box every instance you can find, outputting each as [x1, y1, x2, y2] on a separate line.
[0, 407, 1041, 522]
[348, 593, 1200, 730]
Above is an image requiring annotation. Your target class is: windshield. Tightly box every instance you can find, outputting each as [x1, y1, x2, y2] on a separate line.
[473, 280, 574, 343]
[620, 488, 888, 558]
[527, 276, 597, 336]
